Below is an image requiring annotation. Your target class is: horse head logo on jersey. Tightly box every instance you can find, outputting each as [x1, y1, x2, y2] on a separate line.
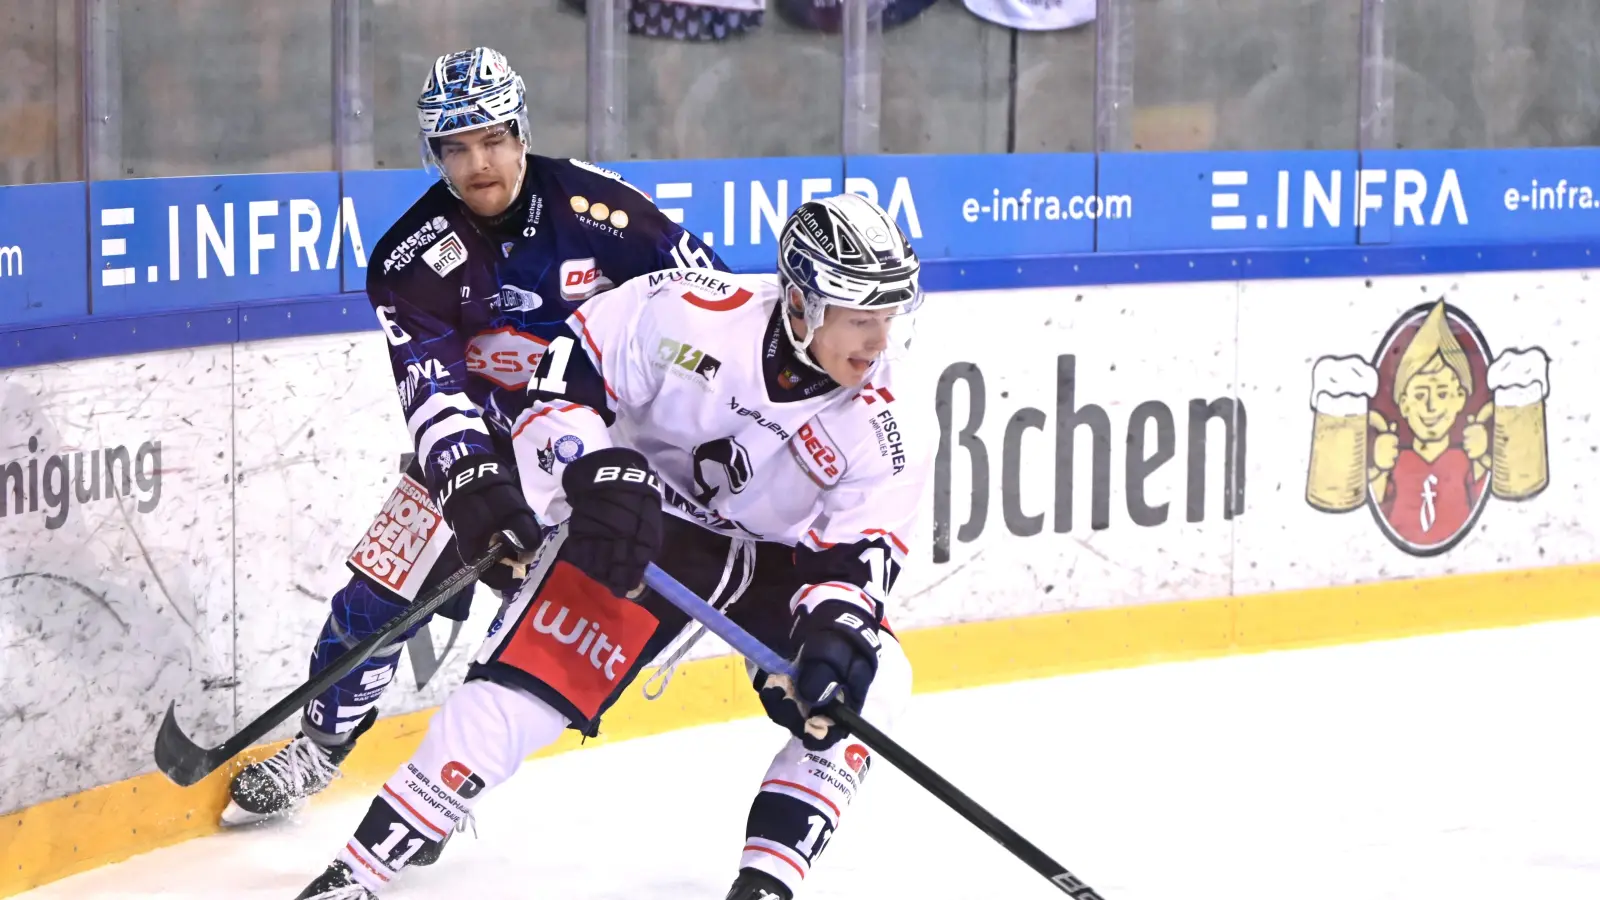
[691, 438, 753, 507]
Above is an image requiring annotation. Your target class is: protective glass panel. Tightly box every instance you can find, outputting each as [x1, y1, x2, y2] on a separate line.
[1123, 0, 1360, 151]
[111, 0, 334, 177]
[621, 2, 842, 160]
[1384, 0, 1600, 149]
[362, 0, 588, 170]
[0, 1, 82, 184]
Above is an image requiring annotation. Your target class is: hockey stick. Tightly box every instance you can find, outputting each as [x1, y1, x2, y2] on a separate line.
[641, 563, 1106, 899]
[153, 537, 511, 788]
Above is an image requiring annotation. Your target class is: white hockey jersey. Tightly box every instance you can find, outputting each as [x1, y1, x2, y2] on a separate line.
[507, 267, 932, 600]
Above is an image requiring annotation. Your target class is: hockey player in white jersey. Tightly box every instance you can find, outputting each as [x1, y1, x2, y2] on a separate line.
[293, 193, 931, 900]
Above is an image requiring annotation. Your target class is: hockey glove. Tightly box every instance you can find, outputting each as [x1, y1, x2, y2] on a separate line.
[436, 453, 542, 592]
[758, 597, 883, 750]
[560, 447, 664, 599]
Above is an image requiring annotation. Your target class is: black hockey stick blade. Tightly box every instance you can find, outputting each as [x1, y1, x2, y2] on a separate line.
[153, 536, 512, 787]
[153, 700, 227, 788]
[831, 705, 1105, 898]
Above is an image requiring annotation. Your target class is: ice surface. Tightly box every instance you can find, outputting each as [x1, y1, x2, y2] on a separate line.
[19, 617, 1600, 900]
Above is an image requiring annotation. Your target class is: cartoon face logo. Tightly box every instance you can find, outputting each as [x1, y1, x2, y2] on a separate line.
[1305, 300, 1551, 556]
[536, 438, 557, 475]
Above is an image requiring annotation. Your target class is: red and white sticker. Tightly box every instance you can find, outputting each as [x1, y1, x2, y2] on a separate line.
[465, 326, 551, 390]
[492, 561, 660, 719]
[559, 257, 614, 302]
[346, 474, 453, 601]
[790, 419, 847, 487]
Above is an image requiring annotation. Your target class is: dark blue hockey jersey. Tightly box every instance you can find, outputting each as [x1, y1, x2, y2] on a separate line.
[366, 154, 729, 501]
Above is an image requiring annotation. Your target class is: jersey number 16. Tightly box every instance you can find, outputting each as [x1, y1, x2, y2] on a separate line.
[669, 231, 714, 270]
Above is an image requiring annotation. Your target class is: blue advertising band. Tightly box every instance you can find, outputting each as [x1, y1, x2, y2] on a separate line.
[3, 237, 1596, 370]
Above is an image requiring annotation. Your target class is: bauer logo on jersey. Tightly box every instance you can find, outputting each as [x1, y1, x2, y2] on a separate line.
[559, 257, 614, 301]
[422, 231, 468, 276]
[346, 475, 452, 601]
[790, 420, 848, 487]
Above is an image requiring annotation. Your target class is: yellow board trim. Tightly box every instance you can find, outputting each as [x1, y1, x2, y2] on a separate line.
[5, 562, 1598, 895]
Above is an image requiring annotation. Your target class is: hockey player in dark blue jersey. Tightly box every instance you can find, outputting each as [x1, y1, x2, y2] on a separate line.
[223, 46, 726, 829]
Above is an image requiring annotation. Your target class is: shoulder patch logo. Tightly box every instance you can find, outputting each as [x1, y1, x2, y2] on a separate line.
[560, 257, 613, 302]
[569, 158, 624, 181]
[791, 420, 847, 487]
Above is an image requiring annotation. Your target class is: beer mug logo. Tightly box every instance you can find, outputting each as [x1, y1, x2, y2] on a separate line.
[1304, 300, 1551, 557]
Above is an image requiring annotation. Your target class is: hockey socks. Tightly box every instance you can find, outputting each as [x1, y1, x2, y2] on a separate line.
[326, 679, 570, 893]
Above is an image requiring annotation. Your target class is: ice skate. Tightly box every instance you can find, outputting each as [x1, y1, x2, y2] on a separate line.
[222, 710, 375, 827]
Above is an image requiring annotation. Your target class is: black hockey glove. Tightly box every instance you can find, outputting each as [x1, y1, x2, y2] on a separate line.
[758, 598, 883, 751]
[436, 453, 542, 592]
[560, 447, 664, 599]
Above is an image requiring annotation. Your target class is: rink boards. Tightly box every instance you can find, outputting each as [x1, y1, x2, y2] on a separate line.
[3, 266, 1600, 893]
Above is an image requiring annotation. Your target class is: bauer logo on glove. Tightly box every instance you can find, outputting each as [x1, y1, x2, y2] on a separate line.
[559, 447, 666, 599]
[590, 463, 663, 492]
[436, 458, 505, 508]
[759, 595, 886, 750]
[434, 453, 544, 593]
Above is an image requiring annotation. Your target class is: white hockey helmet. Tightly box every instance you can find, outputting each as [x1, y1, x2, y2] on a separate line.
[416, 48, 531, 194]
[777, 193, 923, 369]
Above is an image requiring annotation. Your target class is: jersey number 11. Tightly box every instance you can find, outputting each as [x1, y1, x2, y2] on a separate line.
[529, 335, 576, 396]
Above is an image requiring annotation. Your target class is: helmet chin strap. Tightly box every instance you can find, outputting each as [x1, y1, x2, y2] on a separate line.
[781, 296, 830, 375]
[506, 151, 529, 207]
[480, 153, 530, 226]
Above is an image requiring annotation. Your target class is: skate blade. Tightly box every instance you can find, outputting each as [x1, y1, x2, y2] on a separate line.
[219, 797, 304, 828]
